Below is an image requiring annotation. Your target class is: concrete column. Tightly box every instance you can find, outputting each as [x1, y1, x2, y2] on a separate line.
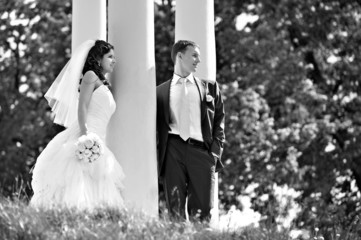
[107, 0, 158, 216]
[175, 0, 219, 224]
[175, 0, 216, 83]
[71, 0, 106, 51]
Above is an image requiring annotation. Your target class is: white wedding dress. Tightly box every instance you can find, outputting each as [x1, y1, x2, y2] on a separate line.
[31, 85, 125, 210]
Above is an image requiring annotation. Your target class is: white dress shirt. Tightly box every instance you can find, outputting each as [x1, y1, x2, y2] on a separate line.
[169, 73, 203, 142]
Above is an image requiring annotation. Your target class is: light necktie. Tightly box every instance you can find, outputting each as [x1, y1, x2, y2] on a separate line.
[178, 78, 191, 141]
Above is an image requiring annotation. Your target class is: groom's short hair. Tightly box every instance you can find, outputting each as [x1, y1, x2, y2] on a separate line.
[171, 40, 199, 64]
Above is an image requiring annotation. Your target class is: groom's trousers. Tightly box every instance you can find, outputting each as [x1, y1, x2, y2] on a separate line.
[163, 134, 216, 221]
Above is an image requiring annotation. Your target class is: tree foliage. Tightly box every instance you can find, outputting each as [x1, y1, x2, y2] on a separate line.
[214, 0, 361, 228]
[0, 0, 71, 196]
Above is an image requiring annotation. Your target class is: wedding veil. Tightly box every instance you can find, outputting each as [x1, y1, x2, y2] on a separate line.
[45, 40, 95, 128]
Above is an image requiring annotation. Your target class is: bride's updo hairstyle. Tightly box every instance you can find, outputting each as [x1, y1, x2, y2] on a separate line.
[82, 40, 114, 85]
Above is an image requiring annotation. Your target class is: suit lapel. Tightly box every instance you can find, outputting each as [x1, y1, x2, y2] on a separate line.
[163, 79, 171, 125]
[194, 77, 207, 121]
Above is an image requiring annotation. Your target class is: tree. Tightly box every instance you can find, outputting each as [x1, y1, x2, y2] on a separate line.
[214, 0, 361, 228]
[0, 0, 71, 197]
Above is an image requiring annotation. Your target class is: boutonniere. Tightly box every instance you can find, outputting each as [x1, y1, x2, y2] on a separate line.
[206, 94, 214, 102]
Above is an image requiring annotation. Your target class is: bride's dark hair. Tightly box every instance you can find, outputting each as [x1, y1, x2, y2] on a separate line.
[82, 40, 114, 85]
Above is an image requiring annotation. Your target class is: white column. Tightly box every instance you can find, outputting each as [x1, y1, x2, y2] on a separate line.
[175, 0, 219, 224]
[175, 0, 216, 83]
[107, 0, 158, 216]
[72, 0, 106, 51]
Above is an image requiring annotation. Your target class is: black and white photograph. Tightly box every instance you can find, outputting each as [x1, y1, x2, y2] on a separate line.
[0, 0, 360, 239]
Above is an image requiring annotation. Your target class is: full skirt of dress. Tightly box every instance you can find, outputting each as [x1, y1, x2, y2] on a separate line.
[30, 124, 125, 211]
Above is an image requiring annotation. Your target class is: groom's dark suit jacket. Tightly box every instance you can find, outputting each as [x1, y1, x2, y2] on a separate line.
[156, 77, 225, 177]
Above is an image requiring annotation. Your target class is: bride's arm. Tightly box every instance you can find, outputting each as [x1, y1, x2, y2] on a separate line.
[78, 71, 98, 135]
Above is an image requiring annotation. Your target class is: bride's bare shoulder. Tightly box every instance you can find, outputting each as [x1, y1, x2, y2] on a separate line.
[82, 71, 99, 84]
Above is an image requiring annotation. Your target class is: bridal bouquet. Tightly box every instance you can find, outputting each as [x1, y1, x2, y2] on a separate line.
[75, 133, 104, 163]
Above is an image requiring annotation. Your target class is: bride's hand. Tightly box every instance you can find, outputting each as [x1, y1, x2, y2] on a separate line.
[80, 129, 88, 136]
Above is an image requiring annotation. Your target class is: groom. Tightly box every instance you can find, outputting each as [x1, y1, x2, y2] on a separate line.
[156, 40, 225, 221]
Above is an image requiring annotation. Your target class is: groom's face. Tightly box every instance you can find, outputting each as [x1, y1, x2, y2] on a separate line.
[179, 46, 201, 74]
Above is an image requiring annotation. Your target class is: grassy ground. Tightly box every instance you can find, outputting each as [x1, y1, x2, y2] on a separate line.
[1, 197, 360, 240]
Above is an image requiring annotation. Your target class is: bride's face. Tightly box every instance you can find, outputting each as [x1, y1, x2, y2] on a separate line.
[100, 49, 116, 74]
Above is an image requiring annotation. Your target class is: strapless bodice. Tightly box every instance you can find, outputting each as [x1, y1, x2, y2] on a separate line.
[86, 85, 115, 140]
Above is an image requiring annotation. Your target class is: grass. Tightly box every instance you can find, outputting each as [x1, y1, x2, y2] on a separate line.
[0, 197, 277, 240]
[1, 197, 361, 240]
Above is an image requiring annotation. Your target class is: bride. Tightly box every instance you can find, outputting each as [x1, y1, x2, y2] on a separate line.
[30, 40, 125, 210]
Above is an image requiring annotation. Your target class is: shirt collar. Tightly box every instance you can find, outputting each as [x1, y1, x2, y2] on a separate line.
[171, 73, 195, 86]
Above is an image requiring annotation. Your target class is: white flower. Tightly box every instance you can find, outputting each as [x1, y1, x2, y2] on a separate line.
[84, 149, 92, 158]
[91, 145, 100, 153]
[77, 142, 86, 152]
[90, 153, 100, 162]
[84, 138, 94, 148]
[206, 95, 214, 102]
